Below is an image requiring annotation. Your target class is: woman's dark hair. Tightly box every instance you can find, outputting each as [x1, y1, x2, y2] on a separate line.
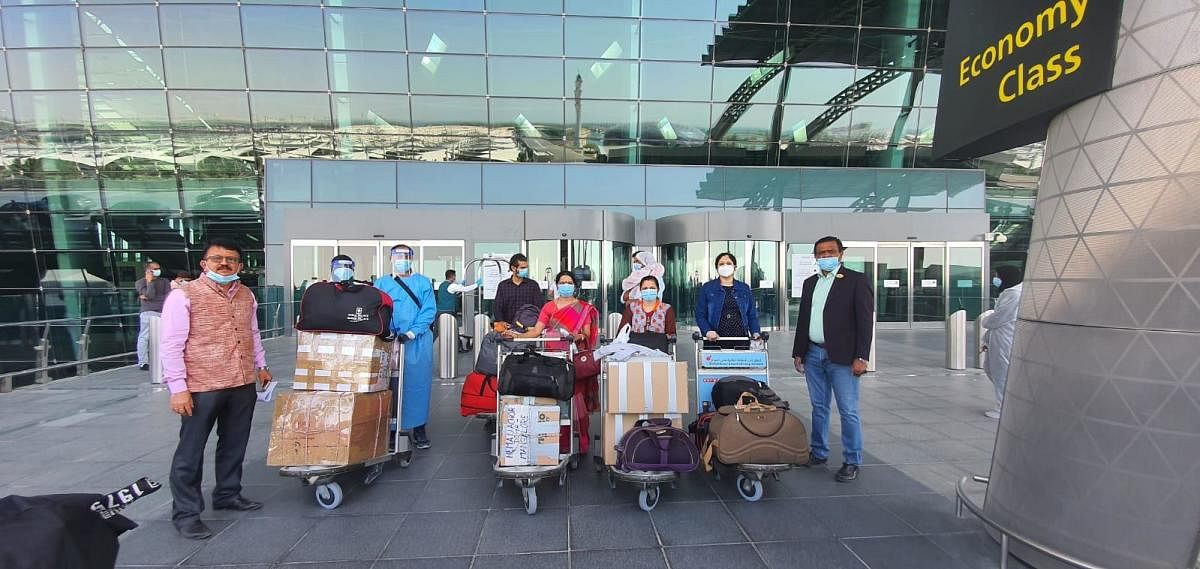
[714, 252, 737, 268]
[639, 275, 659, 289]
[203, 237, 243, 258]
[509, 253, 528, 268]
[554, 270, 577, 286]
[996, 265, 1023, 290]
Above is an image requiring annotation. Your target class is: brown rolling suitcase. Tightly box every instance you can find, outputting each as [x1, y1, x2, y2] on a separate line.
[701, 393, 809, 470]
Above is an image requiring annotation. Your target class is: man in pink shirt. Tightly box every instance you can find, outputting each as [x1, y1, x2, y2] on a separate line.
[160, 238, 272, 540]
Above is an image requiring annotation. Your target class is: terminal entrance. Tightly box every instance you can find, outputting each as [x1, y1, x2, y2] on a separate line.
[289, 239, 466, 302]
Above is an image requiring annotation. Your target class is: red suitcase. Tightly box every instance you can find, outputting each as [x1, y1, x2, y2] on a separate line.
[460, 371, 498, 417]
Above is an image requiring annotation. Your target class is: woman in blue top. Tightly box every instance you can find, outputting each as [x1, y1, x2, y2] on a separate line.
[696, 252, 761, 342]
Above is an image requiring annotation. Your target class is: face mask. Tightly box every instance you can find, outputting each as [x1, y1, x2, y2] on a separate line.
[151, 269, 161, 277]
[640, 289, 658, 302]
[333, 267, 354, 282]
[633, 262, 643, 270]
[816, 257, 840, 272]
[557, 284, 575, 297]
[206, 270, 239, 284]
[517, 268, 529, 278]
[992, 277, 1003, 288]
[717, 265, 735, 278]
[393, 260, 412, 274]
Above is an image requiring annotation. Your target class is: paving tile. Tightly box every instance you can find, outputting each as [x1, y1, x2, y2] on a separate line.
[756, 539, 868, 569]
[381, 510, 486, 559]
[492, 477, 569, 510]
[472, 553, 569, 569]
[114, 519, 215, 566]
[570, 548, 668, 569]
[726, 498, 834, 541]
[284, 514, 403, 562]
[378, 454, 446, 482]
[776, 466, 866, 498]
[663, 544, 766, 569]
[872, 493, 982, 534]
[276, 563, 372, 569]
[477, 507, 568, 554]
[434, 452, 496, 479]
[184, 516, 315, 565]
[856, 465, 938, 496]
[373, 557, 473, 569]
[802, 496, 917, 538]
[409, 477, 495, 512]
[570, 504, 659, 550]
[843, 535, 963, 569]
[928, 532, 1033, 569]
[649, 501, 745, 546]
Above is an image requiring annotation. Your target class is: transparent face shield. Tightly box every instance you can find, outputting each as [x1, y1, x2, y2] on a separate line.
[390, 248, 415, 274]
[331, 259, 355, 282]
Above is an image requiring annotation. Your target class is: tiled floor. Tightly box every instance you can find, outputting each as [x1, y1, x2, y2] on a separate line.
[0, 330, 1033, 568]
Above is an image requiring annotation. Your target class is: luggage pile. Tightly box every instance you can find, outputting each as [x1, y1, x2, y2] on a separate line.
[602, 359, 692, 468]
[495, 346, 576, 467]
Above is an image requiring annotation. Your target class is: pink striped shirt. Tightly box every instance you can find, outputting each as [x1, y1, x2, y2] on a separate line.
[159, 281, 267, 394]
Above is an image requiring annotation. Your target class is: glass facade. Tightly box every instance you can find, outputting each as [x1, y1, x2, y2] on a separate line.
[0, 0, 1039, 377]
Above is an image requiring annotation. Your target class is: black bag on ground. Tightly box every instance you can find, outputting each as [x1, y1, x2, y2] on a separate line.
[475, 331, 519, 375]
[499, 347, 575, 401]
[711, 376, 789, 409]
[296, 281, 393, 336]
[628, 331, 669, 353]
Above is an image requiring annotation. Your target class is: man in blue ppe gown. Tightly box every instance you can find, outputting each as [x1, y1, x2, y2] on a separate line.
[374, 244, 437, 449]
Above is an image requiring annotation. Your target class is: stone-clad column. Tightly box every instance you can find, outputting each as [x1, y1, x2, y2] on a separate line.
[984, 2, 1200, 568]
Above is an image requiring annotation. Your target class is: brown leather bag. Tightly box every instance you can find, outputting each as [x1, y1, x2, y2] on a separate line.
[701, 393, 809, 470]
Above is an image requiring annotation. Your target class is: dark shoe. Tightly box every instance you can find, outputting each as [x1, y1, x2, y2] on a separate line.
[176, 520, 212, 540]
[139, 364, 149, 370]
[804, 456, 828, 468]
[835, 463, 859, 483]
[413, 426, 431, 450]
[213, 497, 262, 511]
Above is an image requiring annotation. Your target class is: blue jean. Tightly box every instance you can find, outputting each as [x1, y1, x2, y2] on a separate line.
[137, 311, 160, 366]
[804, 343, 863, 465]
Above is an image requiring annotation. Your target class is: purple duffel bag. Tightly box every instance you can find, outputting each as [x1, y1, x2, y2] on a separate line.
[617, 418, 700, 473]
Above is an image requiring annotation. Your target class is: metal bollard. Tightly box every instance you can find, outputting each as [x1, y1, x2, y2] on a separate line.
[606, 312, 623, 338]
[473, 313, 490, 367]
[438, 313, 457, 379]
[946, 310, 967, 370]
[975, 310, 993, 369]
[867, 320, 877, 372]
[149, 315, 164, 384]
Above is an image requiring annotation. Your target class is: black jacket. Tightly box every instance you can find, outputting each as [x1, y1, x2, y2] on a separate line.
[791, 266, 874, 366]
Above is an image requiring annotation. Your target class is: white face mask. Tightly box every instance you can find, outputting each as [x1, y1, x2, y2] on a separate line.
[717, 265, 735, 278]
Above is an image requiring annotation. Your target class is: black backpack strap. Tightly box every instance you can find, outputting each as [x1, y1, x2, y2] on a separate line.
[393, 276, 422, 308]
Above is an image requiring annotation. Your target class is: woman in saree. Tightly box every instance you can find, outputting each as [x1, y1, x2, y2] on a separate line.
[504, 270, 600, 455]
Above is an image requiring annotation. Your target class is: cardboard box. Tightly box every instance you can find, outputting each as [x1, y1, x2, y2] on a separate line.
[497, 399, 561, 467]
[293, 331, 391, 393]
[696, 371, 769, 414]
[266, 390, 391, 467]
[601, 413, 683, 466]
[606, 360, 689, 414]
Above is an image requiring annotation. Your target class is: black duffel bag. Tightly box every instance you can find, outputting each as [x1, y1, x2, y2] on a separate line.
[499, 347, 575, 401]
[711, 375, 789, 410]
[296, 281, 393, 337]
[628, 331, 670, 353]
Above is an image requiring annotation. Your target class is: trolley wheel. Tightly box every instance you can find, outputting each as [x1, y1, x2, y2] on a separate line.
[314, 482, 344, 510]
[364, 463, 384, 486]
[568, 455, 580, 470]
[736, 474, 763, 502]
[397, 451, 413, 469]
[522, 485, 538, 515]
[607, 471, 617, 490]
[483, 418, 496, 433]
[638, 486, 660, 512]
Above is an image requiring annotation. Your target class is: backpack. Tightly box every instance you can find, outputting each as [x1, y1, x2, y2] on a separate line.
[711, 376, 788, 410]
[296, 281, 393, 337]
[474, 331, 519, 375]
[460, 371, 498, 417]
[617, 418, 699, 473]
[512, 303, 541, 332]
[688, 412, 717, 453]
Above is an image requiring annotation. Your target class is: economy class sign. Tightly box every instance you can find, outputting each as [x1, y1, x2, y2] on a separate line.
[933, 0, 1123, 159]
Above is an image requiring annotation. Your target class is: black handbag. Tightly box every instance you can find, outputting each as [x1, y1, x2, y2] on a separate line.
[498, 347, 576, 401]
[628, 331, 669, 353]
[296, 281, 393, 337]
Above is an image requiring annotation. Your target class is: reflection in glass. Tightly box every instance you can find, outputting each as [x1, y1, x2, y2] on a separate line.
[245, 50, 327, 91]
[857, 29, 925, 68]
[639, 62, 711, 102]
[329, 51, 408, 93]
[639, 101, 709, 139]
[103, 179, 181, 212]
[90, 91, 168, 131]
[160, 5, 242, 47]
[645, 166, 717, 206]
[313, 160, 395, 203]
[783, 66, 854, 105]
[490, 57, 563, 98]
[487, 14, 562, 57]
[482, 163, 563, 204]
[787, 26, 857, 66]
[565, 164, 643, 205]
[173, 133, 256, 176]
[162, 48, 247, 90]
[488, 0, 562, 14]
[712, 65, 784, 105]
[642, 0, 713, 20]
[919, 71, 941, 107]
[566, 59, 637, 100]
[716, 0, 786, 22]
[331, 93, 411, 132]
[660, 241, 708, 326]
[724, 168, 797, 209]
[710, 23, 786, 62]
[168, 91, 251, 131]
[876, 246, 909, 322]
[408, 54, 486, 96]
[250, 92, 332, 132]
[800, 168, 876, 210]
[325, 8, 405, 51]
[640, 20, 713, 61]
[85, 48, 165, 89]
[2, 6, 80, 48]
[405, 11, 485, 54]
[411, 95, 486, 130]
[748, 240, 778, 327]
[711, 102, 777, 141]
[80, 5, 159, 47]
[860, 0, 926, 28]
[855, 69, 924, 107]
[398, 162, 480, 204]
[947, 170, 985, 209]
[489, 97, 565, 139]
[566, 17, 639, 59]
[240, 6, 325, 49]
[949, 246, 983, 319]
[182, 183, 261, 213]
[876, 170, 945, 210]
[567, 0, 637, 17]
[7, 50, 85, 90]
[264, 159, 310, 202]
[913, 245, 945, 321]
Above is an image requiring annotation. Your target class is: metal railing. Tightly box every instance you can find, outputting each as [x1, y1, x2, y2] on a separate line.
[956, 475, 1107, 569]
[0, 301, 294, 393]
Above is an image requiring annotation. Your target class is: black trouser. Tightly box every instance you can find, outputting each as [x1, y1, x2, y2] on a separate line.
[170, 383, 256, 526]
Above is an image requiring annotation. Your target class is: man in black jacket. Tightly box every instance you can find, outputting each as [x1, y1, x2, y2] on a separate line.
[792, 236, 874, 482]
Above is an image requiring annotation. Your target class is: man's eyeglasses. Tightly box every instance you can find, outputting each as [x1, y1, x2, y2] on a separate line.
[203, 255, 242, 264]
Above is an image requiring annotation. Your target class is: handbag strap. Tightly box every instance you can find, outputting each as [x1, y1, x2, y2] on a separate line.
[393, 276, 422, 308]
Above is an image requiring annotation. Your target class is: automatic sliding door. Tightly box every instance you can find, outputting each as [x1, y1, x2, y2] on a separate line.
[337, 241, 381, 282]
[291, 240, 335, 304]
[876, 245, 909, 324]
[913, 245, 946, 323]
[948, 244, 985, 320]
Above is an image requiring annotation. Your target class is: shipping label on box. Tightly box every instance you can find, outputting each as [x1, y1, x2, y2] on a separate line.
[266, 390, 391, 467]
[699, 351, 768, 369]
[695, 371, 768, 414]
[294, 331, 391, 393]
[601, 412, 682, 466]
[498, 402, 560, 467]
[606, 360, 689, 414]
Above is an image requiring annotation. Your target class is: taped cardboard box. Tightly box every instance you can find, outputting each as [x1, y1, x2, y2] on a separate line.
[266, 390, 390, 467]
[601, 413, 683, 466]
[497, 398, 560, 467]
[294, 331, 391, 393]
[605, 360, 689, 414]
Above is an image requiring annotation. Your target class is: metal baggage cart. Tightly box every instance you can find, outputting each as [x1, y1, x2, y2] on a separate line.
[692, 332, 791, 502]
[278, 343, 413, 510]
[492, 337, 578, 515]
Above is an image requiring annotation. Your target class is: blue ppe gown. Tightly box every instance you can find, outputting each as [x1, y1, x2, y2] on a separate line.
[374, 274, 437, 430]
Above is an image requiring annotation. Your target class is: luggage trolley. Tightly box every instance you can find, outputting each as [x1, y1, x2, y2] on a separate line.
[692, 332, 790, 502]
[493, 337, 579, 515]
[278, 343, 413, 510]
[598, 338, 680, 512]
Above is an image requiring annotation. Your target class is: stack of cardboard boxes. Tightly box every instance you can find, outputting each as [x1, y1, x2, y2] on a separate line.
[267, 332, 394, 467]
[600, 359, 690, 466]
[496, 395, 561, 467]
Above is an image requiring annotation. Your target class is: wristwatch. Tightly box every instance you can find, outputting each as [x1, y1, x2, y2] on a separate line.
[257, 366, 270, 372]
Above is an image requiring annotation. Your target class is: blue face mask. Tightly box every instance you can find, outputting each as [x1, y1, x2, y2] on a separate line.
[151, 269, 161, 277]
[206, 270, 239, 284]
[557, 283, 575, 297]
[517, 268, 529, 278]
[816, 257, 840, 273]
[333, 267, 354, 282]
[640, 289, 658, 302]
[992, 277, 1003, 288]
[393, 260, 412, 274]
[633, 262, 643, 270]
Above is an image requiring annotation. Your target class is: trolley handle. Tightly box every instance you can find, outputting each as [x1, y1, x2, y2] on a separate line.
[691, 332, 770, 342]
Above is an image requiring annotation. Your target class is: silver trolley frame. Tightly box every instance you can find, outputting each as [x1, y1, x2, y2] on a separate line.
[492, 337, 578, 515]
[278, 342, 413, 510]
[693, 332, 791, 502]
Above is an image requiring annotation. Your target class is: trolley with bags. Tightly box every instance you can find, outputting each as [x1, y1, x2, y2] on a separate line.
[492, 337, 579, 515]
[596, 335, 699, 512]
[691, 332, 809, 502]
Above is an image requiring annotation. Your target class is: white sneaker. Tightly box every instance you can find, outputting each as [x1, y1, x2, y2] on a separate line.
[984, 409, 1001, 419]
